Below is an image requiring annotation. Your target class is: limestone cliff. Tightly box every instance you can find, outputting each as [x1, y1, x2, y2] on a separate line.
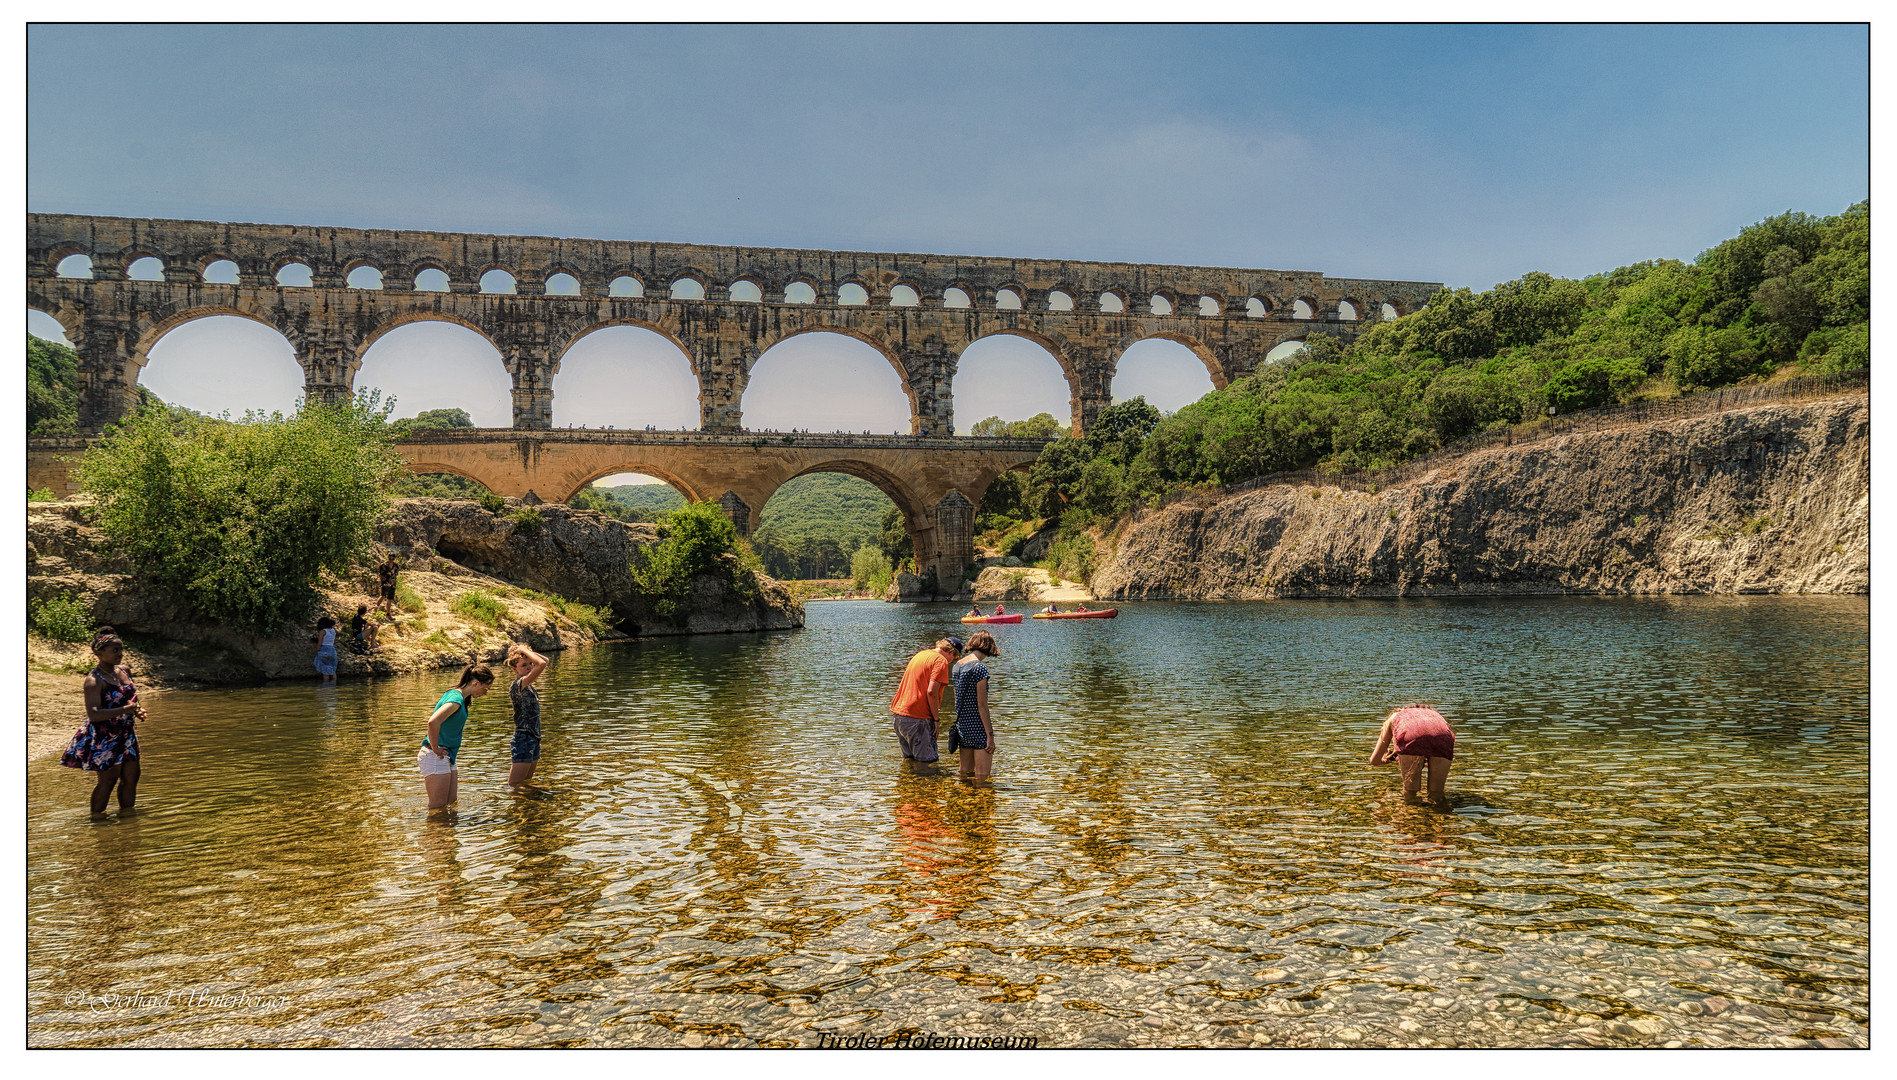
[1092, 395, 1868, 599]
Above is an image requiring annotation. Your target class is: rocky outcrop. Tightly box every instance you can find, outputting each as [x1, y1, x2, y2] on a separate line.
[27, 496, 803, 683]
[968, 565, 1093, 602]
[1093, 395, 1869, 599]
[381, 499, 800, 637]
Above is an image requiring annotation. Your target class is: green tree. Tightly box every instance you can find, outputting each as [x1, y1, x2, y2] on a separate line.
[851, 546, 894, 593]
[632, 501, 758, 619]
[76, 392, 406, 633]
[878, 505, 914, 566]
[407, 407, 475, 429]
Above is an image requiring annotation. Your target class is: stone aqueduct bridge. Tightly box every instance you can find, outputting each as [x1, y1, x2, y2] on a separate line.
[27, 213, 1442, 435]
[26, 212, 1440, 586]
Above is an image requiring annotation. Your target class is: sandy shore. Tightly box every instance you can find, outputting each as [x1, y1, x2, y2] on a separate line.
[27, 664, 84, 762]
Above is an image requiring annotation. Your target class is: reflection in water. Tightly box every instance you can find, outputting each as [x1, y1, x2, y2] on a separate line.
[27, 596, 1867, 1047]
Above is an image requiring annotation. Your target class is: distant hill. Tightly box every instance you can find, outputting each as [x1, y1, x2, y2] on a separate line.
[28, 333, 165, 434]
[758, 473, 891, 537]
[596, 483, 687, 515]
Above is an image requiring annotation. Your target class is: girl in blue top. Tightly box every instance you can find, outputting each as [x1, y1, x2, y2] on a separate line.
[418, 663, 494, 810]
[950, 630, 999, 778]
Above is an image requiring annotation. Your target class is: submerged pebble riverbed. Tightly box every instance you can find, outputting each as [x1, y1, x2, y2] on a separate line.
[27, 597, 1868, 1047]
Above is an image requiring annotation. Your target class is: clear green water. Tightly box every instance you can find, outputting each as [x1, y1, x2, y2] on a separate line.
[27, 597, 1868, 1047]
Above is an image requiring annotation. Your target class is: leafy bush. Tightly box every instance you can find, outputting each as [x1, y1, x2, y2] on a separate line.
[420, 629, 456, 653]
[633, 501, 754, 621]
[1044, 531, 1099, 586]
[561, 600, 612, 636]
[76, 392, 405, 633]
[28, 487, 56, 502]
[31, 594, 93, 642]
[394, 580, 426, 614]
[478, 491, 506, 514]
[450, 588, 507, 627]
[508, 506, 543, 535]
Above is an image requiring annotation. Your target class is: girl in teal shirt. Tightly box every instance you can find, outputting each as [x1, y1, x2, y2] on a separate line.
[419, 663, 494, 810]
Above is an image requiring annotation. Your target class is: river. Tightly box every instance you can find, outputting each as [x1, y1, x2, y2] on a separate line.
[26, 596, 1868, 1048]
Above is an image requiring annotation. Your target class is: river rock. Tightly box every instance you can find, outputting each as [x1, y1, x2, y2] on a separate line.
[1092, 395, 1868, 599]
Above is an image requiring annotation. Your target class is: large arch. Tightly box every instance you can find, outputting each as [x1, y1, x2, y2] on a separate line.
[551, 322, 701, 430]
[1112, 335, 1222, 412]
[742, 328, 915, 433]
[961, 327, 1083, 431]
[952, 333, 1072, 434]
[135, 310, 306, 416]
[355, 317, 514, 428]
[750, 463, 909, 581]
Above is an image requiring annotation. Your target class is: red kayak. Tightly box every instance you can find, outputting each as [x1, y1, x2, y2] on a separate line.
[961, 614, 1023, 624]
[1032, 608, 1118, 620]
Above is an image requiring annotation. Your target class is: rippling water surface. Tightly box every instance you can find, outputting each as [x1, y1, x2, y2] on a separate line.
[27, 597, 1868, 1047]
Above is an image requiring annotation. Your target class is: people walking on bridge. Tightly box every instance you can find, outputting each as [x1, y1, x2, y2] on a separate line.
[312, 616, 339, 683]
[504, 643, 549, 788]
[951, 631, 999, 779]
[62, 629, 146, 815]
[419, 664, 494, 810]
[377, 557, 400, 618]
[890, 637, 960, 764]
[1369, 705, 1457, 809]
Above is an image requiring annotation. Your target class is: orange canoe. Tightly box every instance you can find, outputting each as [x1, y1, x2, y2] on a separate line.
[1031, 608, 1118, 619]
[961, 614, 1022, 623]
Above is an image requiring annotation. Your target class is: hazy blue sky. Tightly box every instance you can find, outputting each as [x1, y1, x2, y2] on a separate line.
[27, 24, 1869, 482]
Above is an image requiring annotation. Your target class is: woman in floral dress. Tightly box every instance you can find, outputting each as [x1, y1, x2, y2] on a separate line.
[62, 629, 146, 814]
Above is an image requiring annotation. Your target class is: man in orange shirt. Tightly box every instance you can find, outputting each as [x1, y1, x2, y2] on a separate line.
[890, 637, 961, 763]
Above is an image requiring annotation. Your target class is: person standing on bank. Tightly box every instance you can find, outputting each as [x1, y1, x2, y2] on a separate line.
[504, 644, 549, 788]
[419, 664, 495, 810]
[377, 557, 400, 619]
[951, 630, 999, 778]
[63, 630, 148, 814]
[1369, 704, 1457, 809]
[890, 637, 961, 763]
[312, 616, 339, 683]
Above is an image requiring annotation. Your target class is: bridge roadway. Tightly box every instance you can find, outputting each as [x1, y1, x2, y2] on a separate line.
[29, 429, 1050, 590]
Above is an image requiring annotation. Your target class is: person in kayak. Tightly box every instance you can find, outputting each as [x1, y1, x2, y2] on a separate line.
[1369, 704, 1456, 809]
[1041, 604, 1061, 615]
[1072, 602, 1091, 612]
[993, 604, 1006, 616]
[970, 603, 984, 618]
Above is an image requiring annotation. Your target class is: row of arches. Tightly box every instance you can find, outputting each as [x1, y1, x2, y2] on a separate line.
[27, 309, 1262, 432]
[49, 253, 1402, 321]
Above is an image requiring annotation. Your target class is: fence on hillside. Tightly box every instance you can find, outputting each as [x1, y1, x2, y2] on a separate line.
[1149, 369, 1869, 511]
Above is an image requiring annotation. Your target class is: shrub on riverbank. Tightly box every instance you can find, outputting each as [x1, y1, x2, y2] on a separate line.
[75, 393, 406, 634]
[31, 594, 93, 642]
[633, 501, 764, 621]
[450, 588, 507, 627]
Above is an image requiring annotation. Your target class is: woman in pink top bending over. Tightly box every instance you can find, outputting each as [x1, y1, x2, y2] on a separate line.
[1369, 705, 1456, 809]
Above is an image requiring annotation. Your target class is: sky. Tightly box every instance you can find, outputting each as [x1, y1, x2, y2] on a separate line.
[25, 24, 1870, 482]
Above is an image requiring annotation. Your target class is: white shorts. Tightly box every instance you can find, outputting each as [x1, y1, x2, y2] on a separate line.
[417, 746, 457, 777]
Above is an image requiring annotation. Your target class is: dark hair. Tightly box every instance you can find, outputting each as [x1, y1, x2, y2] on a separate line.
[964, 630, 999, 657]
[90, 630, 123, 654]
[316, 616, 337, 629]
[458, 663, 495, 687]
[356, 604, 369, 616]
